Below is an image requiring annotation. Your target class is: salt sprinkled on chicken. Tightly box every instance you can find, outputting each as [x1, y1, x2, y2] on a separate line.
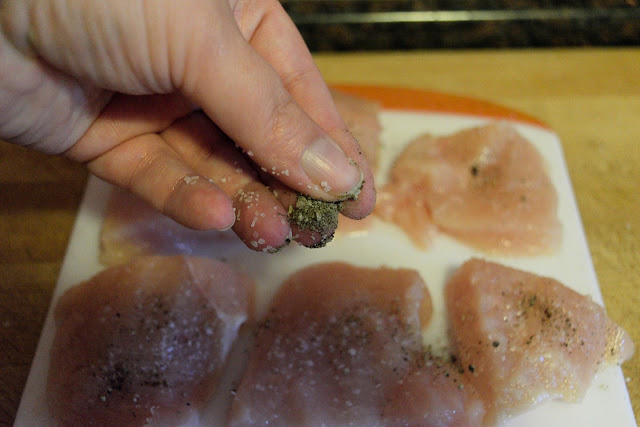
[228, 262, 443, 426]
[47, 256, 255, 426]
[446, 258, 634, 424]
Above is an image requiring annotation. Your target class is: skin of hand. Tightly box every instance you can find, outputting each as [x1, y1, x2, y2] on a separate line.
[0, 0, 376, 252]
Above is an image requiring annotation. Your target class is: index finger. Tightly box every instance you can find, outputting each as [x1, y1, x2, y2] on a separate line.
[179, 3, 364, 205]
[235, 0, 376, 219]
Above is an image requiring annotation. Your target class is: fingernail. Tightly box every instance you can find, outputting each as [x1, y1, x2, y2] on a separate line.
[301, 137, 363, 198]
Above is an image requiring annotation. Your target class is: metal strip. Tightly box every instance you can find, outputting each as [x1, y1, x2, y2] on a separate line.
[289, 7, 640, 25]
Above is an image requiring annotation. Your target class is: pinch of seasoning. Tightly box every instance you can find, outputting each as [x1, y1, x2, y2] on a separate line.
[288, 194, 339, 234]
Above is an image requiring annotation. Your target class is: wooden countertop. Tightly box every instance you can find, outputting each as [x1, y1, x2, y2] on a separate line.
[1, 47, 638, 424]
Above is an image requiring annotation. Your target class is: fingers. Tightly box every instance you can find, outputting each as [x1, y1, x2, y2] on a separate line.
[179, 2, 364, 204]
[161, 113, 292, 252]
[162, 112, 337, 250]
[83, 105, 334, 252]
[4, 0, 376, 225]
[87, 132, 236, 232]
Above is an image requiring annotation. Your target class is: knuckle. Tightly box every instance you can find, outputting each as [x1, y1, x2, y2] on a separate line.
[128, 144, 172, 200]
[264, 92, 304, 150]
[282, 66, 315, 93]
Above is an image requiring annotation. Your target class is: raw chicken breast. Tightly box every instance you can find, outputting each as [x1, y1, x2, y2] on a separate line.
[227, 262, 432, 426]
[445, 258, 634, 424]
[47, 255, 255, 427]
[379, 123, 561, 254]
[100, 188, 237, 266]
[382, 356, 485, 427]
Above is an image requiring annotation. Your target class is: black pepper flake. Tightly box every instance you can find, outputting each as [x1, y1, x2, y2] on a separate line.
[470, 164, 479, 176]
[492, 341, 500, 347]
[468, 364, 475, 373]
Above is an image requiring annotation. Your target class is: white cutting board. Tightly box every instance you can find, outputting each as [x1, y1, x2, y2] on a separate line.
[15, 100, 637, 426]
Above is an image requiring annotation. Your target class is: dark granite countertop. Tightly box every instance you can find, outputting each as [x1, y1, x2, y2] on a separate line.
[281, 0, 640, 50]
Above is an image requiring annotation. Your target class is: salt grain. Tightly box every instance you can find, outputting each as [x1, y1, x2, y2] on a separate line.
[183, 175, 199, 185]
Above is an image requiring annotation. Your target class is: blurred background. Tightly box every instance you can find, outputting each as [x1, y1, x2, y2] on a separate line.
[282, 0, 640, 51]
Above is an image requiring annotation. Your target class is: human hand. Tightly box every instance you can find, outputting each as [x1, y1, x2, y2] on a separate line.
[0, 0, 375, 251]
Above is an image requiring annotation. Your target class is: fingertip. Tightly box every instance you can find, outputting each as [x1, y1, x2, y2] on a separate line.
[231, 182, 291, 253]
[87, 133, 239, 232]
[164, 176, 236, 231]
[290, 225, 336, 249]
[300, 137, 364, 200]
[337, 165, 377, 220]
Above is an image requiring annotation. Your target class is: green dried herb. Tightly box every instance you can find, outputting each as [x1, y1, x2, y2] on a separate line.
[288, 194, 339, 234]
